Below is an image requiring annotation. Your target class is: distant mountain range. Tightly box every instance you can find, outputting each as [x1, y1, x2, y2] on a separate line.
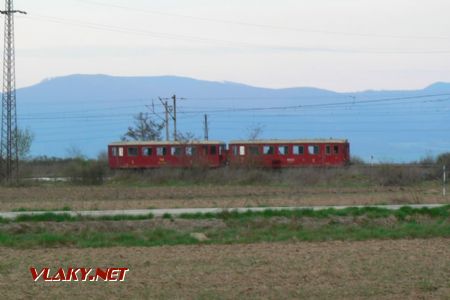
[14, 74, 450, 161]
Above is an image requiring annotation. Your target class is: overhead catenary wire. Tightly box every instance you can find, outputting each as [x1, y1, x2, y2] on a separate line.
[177, 94, 450, 115]
[15, 93, 450, 120]
[12, 90, 450, 145]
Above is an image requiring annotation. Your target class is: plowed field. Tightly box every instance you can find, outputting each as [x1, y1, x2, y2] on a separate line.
[1, 239, 449, 299]
[0, 185, 444, 211]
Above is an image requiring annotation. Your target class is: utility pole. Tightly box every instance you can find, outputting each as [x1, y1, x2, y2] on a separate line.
[158, 97, 170, 141]
[172, 95, 177, 141]
[204, 114, 209, 141]
[0, 1, 26, 184]
[160, 95, 185, 141]
[164, 100, 169, 142]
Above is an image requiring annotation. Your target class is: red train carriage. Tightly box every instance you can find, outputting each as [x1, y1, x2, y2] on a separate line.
[108, 141, 227, 169]
[228, 139, 350, 168]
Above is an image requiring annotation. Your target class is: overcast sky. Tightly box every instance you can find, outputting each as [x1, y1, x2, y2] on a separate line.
[11, 0, 450, 91]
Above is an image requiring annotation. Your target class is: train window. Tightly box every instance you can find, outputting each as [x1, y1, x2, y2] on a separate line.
[334, 145, 339, 154]
[219, 145, 225, 155]
[239, 146, 246, 156]
[142, 147, 152, 156]
[185, 146, 197, 156]
[325, 145, 331, 155]
[278, 146, 288, 155]
[157, 147, 167, 156]
[128, 147, 138, 157]
[111, 147, 118, 157]
[249, 146, 259, 155]
[232, 146, 238, 156]
[308, 145, 319, 155]
[171, 146, 183, 156]
[263, 146, 274, 155]
[210, 145, 217, 155]
[118, 147, 124, 157]
[293, 145, 304, 155]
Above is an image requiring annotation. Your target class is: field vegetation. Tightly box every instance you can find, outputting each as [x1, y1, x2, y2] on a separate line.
[18, 152, 450, 187]
[0, 153, 445, 211]
[1, 206, 449, 248]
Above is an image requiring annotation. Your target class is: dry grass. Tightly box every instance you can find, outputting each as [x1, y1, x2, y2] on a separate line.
[1, 239, 449, 299]
[0, 185, 446, 211]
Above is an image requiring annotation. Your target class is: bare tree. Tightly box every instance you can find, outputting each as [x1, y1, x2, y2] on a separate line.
[247, 124, 265, 140]
[176, 131, 200, 143]
[17, 128, 34, 161]
[66, 145, 85, 160]
[122, 112, 164, 141]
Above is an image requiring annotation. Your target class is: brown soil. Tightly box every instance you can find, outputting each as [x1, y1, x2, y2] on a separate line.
[0, 239, 449, 299]
[1, 214, 439, 235]
[0, 185, 445, 211]
[0, 219, 227, 234]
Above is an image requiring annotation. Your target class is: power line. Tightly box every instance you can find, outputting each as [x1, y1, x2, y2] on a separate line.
[31, 126, 450, 144]
[21, 14, 450, 55]
[11, 93, 450, 121]
[73, 0, 450, 42]
[178, 94, 450, 115]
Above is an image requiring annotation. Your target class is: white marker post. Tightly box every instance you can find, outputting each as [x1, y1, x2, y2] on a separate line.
[444, 165, 447, 198]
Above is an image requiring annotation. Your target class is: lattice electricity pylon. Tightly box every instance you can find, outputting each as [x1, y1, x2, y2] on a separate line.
[0, 0, 26, 183]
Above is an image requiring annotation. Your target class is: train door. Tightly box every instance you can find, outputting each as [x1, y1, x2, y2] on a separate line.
[277, 145, 289, 167]
[343, 143, 350, 164]
[292, 144, 306, 166]
[208, 144, 219, 167]
[324, 144, 331, 165]
[218, 144, 227, 166]
[230, 144, 246, 166]
[126, 146, 139, 168]
[170, 145, 184, 167]
[156, 145, 169, 167]
[307, 144, 322, 165]
[141, 146, 157, 168]
[109, 146, 122, 168]
[332, 144, 341, 165]
[185, 145, 197, 167]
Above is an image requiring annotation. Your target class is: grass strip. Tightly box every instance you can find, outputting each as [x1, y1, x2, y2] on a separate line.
[0, 222, 449, 248]
[0, 206, 449, 224]
[179, 205, 450, 220]
[12, 206, 72, 212]
[0, 213, 155, 224]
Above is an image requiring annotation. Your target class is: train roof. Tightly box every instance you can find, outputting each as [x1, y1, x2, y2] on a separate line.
[109, 140, 226, 146]
[229, 139, 349, 144]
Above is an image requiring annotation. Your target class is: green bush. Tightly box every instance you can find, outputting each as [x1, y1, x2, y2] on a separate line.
[65, 159, 106, 185]
[350, 156, 365, 165]
[436, 153, 450, 167]
[367, 164, 432, 186]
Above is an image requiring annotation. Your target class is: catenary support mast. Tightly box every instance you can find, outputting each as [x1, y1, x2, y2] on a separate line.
[0, 0, 26, 183]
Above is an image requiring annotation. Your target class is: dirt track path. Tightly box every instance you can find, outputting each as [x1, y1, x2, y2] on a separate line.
[0, 204, 445, 219]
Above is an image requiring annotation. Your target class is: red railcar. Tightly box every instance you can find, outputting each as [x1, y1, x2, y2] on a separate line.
[108, 141, 227, 169]
[227, 139, 350, 168]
